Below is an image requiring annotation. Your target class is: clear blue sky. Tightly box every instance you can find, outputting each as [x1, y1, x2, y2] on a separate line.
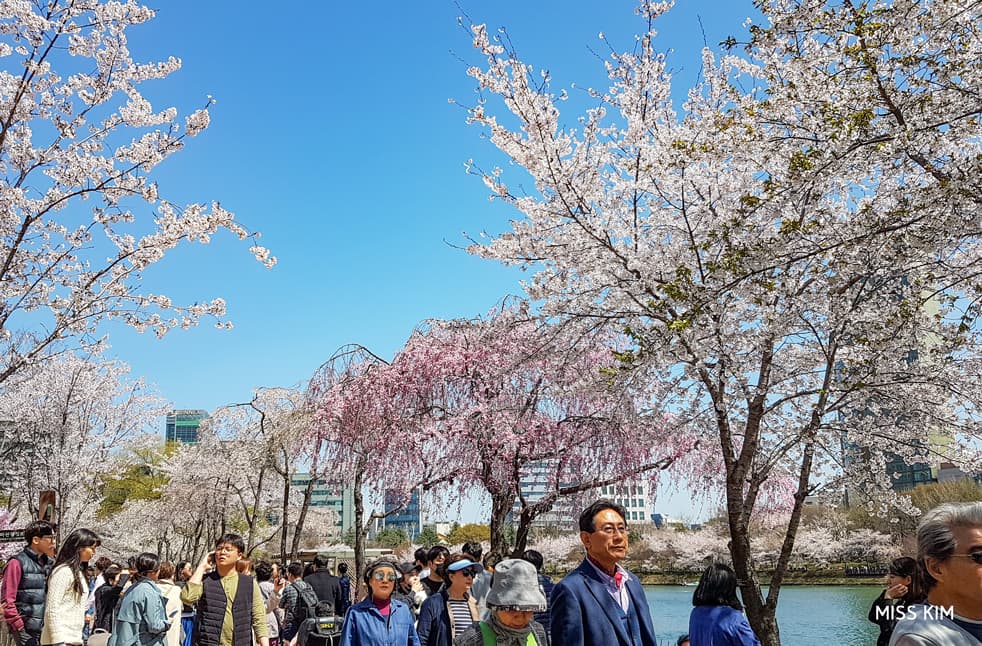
[103, 0, 757, 521]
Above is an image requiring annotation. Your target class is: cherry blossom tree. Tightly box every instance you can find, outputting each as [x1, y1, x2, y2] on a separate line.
[307, 345, 444, 595]
[393, 304, 688, 559]
[0, 352, 162, 538]
[0, 507, 19, 559]
[200, 387, 313, 557]
[462, 1, 982, 643]
[149, 387, 324, 562]
[0, 0, 274, 385]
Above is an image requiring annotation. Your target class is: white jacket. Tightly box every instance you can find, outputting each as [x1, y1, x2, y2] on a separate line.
[41, 564, 88, 645]
[156, 579, 183, 646]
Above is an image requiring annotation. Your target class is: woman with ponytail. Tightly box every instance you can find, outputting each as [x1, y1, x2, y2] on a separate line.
[107, 552, 172, 646]
[42, 528, 101, 646]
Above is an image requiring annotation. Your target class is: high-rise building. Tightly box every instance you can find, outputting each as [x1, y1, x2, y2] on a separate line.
[511, 461, 577, 528]
[383, 487, 422, 539]
[884, 453, 935, 491]
[291, 473, 355, 535]
[511, 461, 656, 528]
[164, 409, 207, 444]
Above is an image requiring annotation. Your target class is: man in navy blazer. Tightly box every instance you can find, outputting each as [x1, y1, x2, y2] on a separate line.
[550, 499, 657, 646]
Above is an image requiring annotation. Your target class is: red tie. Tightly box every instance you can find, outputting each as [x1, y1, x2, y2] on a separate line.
[614, 571, 623, 590]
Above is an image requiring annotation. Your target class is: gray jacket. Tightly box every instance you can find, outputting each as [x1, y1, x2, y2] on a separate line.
[889, 604, 982, 646]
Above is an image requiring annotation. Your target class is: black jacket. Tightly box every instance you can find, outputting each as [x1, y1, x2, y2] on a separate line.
[303, 571, 344, 615]
[94, 582, 122, 632]
[868, 591, 911, 646]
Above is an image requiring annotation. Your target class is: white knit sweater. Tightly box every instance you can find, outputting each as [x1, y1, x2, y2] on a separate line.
[41, 564, 87, 645]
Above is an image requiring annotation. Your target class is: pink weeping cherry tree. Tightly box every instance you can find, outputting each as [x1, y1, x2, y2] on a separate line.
[390, 302, 693, 559]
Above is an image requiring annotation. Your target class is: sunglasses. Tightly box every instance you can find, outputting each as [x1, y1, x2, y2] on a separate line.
[372, 571, 399, 582]
[951, 552, 982, 565]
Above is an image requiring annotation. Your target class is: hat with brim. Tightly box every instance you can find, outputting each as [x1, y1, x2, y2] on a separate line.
[485, 558, 547, 612]
[363, 560, 402, 584]
[446, 558, 483, 576]
[397, 562, 422, 575]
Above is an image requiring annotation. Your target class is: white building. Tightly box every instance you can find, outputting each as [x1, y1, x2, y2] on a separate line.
[513, 461, 655, 528]
[595, 481, 654, 525]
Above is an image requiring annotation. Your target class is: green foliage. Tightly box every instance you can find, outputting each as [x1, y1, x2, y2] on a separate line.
[97, 444, 173, 518]
[416, 526, 440, 548]
[909, 478, 982, 515]
[446, 523, 491, 545]
[373, 527, 409, 549]
[342, 527, 357, 546]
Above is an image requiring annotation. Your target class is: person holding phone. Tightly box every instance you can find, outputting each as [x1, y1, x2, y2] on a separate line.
[180, 533, 269, 646]
[867, 556, 924, 646]
[106, 553, 172, 646]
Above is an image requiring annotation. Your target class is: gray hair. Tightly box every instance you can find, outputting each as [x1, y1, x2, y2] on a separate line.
[917, 501, 982, 590]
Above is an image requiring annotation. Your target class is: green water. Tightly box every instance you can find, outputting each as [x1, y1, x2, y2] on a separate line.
[644, 585, 881, 646]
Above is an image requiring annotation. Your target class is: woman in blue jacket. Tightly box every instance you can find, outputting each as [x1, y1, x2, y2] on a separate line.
[107, 552, 172, 646]
[340, 560, 420, 646]
[687, 563, 762, 646]
[415, 554, 482, 646]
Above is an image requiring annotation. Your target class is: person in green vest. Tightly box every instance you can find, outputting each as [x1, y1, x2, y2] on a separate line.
[454, 559, 549, 646]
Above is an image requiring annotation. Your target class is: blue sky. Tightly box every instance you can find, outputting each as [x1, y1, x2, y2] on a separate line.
[103, 0, 757, 521]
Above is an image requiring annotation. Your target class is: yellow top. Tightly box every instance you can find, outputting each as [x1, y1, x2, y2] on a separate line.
[180, 569, 269, 645]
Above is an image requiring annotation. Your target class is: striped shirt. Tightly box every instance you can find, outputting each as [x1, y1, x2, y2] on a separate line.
[448, 598, 473, 637]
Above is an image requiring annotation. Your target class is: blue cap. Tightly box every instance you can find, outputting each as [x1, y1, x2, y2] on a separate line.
[446, 558, 483, 575]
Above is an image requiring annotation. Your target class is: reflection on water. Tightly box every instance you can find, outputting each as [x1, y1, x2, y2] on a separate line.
[644, 585, 881, 646]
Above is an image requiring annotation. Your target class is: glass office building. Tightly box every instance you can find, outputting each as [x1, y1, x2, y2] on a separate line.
[165, 409, 208, 444]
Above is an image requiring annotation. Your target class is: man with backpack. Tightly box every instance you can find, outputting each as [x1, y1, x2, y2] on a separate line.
[297, 601, 344, 646]
[280, 562, 319, 641]
[302, 555, 345, 619]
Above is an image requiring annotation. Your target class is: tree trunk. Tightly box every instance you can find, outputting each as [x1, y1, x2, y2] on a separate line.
[246, 462, 266, 552]
[727, 499, 777, 645]
[290, 477, 316, 561]
[353, 469, 367, 601]
[510, 504, 535, 557]
[487, 490, 514, 561]
[279, 448, 291, 564]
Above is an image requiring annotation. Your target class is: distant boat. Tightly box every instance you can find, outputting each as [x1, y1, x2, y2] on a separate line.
[678, 581, 696, 586]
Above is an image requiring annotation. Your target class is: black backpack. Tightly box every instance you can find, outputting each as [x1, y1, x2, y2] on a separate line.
[298, 604, 343, 646]
[292, 581, 320, 626]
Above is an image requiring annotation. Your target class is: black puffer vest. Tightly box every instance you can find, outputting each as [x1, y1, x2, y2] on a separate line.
[13, 548, 52, 636]
[193, 572, 254, 646]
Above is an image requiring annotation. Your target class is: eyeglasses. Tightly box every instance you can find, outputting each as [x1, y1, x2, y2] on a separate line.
[594, 524, 629, 536]
[457, 570, 476, 578]
[372, 571, 399, 582]
[215, 545, 240, 554]
[950, 552, 982, 565]
[38, 535, 56, 541]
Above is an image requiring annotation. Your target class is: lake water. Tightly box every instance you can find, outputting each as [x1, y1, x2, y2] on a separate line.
[644, 585, 881, 646]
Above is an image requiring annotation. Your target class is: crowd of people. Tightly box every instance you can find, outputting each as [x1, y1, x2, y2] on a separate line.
[0, 499, 979, 646]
